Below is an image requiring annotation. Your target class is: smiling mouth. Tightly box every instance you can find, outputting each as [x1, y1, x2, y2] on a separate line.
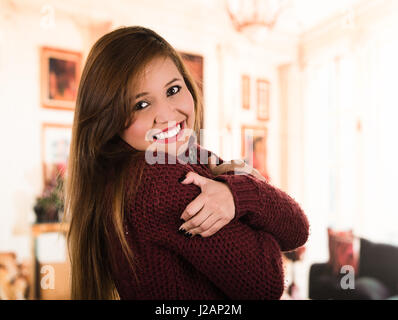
[152, 121, 185, 141]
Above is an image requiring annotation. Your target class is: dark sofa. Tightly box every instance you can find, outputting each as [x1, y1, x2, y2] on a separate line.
[309, 238, 398, 300]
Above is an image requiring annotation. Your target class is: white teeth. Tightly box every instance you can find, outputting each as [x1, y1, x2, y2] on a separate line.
[154, 124, 181, 140]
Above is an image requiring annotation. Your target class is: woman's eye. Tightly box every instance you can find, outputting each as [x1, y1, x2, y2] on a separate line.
[167, 85, 181, 97]
[135, 101, 149, 110]
[134, 86, 181, 110]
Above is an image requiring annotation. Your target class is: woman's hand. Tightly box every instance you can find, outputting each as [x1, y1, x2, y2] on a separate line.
[208, 154, 267, 182]
[178, 172, 235, 238]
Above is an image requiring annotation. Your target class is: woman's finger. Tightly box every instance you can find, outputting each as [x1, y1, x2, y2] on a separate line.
[180, 192, 207, 221]
[208, 157, 267, 183]
[179, 207, 212, 233]
[187, 213, 221, 237]
[199, 219, 228, 238]
[209, 159, 247, 176]
[209, 162, 235, 176]
[180, 171, 209, 188]
[207, 154, 219, 171]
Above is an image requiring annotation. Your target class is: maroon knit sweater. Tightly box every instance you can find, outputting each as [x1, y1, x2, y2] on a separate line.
[111, 139, 309, 300]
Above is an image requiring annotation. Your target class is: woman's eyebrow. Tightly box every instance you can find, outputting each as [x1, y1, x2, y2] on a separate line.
[135, 78, 181, 99]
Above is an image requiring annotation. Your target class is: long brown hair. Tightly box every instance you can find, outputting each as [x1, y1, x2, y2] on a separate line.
[64, 26, 203, 299]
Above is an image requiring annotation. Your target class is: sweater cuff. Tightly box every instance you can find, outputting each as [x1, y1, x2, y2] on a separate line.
[213, 172, 260, 221]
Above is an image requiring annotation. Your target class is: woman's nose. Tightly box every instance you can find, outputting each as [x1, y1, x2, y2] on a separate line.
[154, 102, 178, 124]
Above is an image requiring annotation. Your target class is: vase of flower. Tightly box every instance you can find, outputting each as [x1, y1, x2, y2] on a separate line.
[33, 171, 64, 224]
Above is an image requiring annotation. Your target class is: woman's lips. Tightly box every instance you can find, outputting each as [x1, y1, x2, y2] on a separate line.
[153, 121, 185, 144]
[160, 121, 184, 133]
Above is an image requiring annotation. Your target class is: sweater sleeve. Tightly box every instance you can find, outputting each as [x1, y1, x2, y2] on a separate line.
[126, 161, 285, 300]
[213, 173, 309, 252]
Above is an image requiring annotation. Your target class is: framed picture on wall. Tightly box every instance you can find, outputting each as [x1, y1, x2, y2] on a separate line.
[41, 123, 72, 185]
[242, 75, 250, 110]
[256, 79, 270, 121]
[41, 47, 82, 110]
[180, 52, 204, 94]
[241, 125, 270, 182]
[179, 51, 204, 143]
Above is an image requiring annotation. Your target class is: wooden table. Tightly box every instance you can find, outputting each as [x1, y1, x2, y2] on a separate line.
[30, 223, 69, 300]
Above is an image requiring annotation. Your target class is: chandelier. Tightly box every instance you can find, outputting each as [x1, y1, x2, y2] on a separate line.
[225, 0, 289, 33]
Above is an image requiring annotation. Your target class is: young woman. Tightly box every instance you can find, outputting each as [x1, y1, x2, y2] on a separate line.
[65, 26, 309, 300]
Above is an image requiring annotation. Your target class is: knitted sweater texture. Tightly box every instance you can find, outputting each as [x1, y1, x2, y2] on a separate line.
[111, 140, 309, 300]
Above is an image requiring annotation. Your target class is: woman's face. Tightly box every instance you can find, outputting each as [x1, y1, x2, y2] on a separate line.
[121, 56, 195, 156]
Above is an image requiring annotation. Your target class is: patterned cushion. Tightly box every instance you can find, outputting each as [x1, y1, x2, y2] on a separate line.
[328, 228, 359, 276]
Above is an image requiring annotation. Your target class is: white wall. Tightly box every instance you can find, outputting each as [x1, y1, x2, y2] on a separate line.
[298, 0, 398, 244]
[285, 0, 398, 298]
[0, 1, 79, 260]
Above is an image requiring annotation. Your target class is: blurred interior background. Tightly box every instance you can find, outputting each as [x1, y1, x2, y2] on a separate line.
[0, 0, 398, 300]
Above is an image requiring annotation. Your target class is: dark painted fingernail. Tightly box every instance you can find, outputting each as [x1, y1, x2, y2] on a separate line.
[178, 228, 186, 234]
[184, 232, 192, 238]
[180, 218, 185, 222]
[178, 174, 187, 183]
[197, 234, 202, 238]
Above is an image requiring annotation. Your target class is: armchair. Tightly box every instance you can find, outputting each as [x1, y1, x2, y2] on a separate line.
[309, 238, 398, 300]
